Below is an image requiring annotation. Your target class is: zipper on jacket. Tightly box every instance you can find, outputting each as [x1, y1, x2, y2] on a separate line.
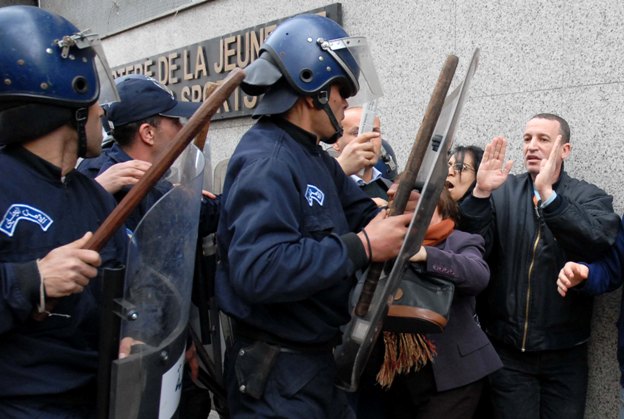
[522, 200, 542, 351]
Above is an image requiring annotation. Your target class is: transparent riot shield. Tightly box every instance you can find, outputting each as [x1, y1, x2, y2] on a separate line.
[334, 50, 480, 392]
[108, 144, 205, 419]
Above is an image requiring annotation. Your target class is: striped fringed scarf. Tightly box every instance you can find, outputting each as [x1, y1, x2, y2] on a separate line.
[376, 331, 437, 388]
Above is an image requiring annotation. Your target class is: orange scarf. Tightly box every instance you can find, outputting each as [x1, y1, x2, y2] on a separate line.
[423, 218, 455, 246]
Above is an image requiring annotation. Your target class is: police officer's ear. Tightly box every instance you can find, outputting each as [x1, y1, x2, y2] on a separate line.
[137, 122, 155, 146]
[303, 95, 318, 110]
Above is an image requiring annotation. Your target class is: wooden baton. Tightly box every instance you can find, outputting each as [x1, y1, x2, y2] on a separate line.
[354, 56, 458, 317]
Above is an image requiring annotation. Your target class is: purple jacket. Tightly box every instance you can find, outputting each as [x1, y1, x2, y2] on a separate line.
[423, 229, 502, 391]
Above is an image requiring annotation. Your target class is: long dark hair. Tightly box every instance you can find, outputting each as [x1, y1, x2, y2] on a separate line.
[437, 187, 459, 222]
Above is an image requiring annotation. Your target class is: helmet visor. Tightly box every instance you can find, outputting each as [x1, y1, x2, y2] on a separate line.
[61, 30, 120, 104]
[324, 36, 383, 105]
[92, 43, 120, 104]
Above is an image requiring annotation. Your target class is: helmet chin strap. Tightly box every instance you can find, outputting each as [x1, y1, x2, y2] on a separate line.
[312, 90, 343, 144]
[75, 108, 88, 158]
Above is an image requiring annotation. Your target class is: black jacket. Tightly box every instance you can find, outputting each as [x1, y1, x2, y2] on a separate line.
[460, 171, 619, 351]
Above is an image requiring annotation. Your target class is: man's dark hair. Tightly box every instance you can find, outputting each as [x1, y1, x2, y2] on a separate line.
[112, 116, 162, 147]
[530, 113, 570, 143]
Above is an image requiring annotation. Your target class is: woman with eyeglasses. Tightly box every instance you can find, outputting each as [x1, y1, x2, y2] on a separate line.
[447, 144, 505, 419]
[370, 146, 501, 419]
[446, 145, 484, 202]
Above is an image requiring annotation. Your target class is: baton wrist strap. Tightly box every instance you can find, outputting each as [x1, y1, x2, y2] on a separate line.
[37, 259, 46, 314]
[361, 228, 373, 265]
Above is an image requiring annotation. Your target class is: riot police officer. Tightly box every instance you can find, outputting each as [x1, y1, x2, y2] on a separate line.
[0, 6, 126, 418]
[216, 14, 414, 417]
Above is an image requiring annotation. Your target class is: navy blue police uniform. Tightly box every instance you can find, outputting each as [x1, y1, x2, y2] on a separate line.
[216, 11, 390, 417]
[216, 117, 377, 418]
[77, 72, 222, 419]
[78, 143, 169, 232]
[78, 73, 219, 235]
[0, 5, 131, 417]
[0, 146, 127, 415]
[78, 143, 220, 235]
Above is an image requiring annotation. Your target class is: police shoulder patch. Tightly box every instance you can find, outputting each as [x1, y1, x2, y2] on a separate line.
[0, 204, 54, 237]
[304, 184, 325, 207]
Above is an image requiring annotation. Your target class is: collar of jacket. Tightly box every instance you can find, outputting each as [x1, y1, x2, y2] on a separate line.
[8, 145, 64, 182]
[269, 116, 321, 152]
[107, 143, 133, 164]
[524, 169, 567, 192]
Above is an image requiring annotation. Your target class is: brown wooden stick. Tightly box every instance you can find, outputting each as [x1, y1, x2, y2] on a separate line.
[193, 82, 219, 151]
[354, 55, 458, 317]
[32, 69, 244, 321]
[86, 68, 244, 251]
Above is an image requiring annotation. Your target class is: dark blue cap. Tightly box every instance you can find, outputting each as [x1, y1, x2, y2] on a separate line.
[106, 74, 200, 127]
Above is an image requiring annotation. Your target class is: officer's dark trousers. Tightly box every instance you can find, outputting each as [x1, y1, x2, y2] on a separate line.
[489, 341, 588, 419]
[224, 337, 355, 419]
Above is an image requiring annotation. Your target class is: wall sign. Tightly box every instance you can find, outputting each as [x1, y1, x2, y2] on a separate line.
[111, 3, 342, 120]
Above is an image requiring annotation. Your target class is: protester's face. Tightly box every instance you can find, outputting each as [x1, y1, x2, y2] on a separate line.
[334, 108, 381, 165]
[85, 103, 105, 157]
[446, 152, 477, 201]
[522, 118, 568, 177]
[371, 130, 382, 166]
[335, 108, 360, 151]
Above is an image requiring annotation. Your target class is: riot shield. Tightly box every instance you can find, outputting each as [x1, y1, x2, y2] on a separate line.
[334, 50, 480, 392]
[108, 143, 205, 419]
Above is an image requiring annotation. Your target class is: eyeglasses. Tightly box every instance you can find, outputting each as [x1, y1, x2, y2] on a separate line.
[448, 161, 475, 173]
